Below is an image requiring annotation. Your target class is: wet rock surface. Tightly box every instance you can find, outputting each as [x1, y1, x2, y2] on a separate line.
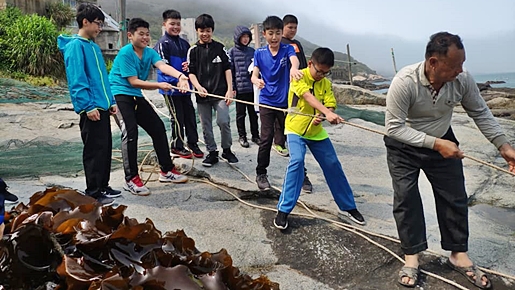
[259, 203, 514, 290]
[332, 84, 386, 106]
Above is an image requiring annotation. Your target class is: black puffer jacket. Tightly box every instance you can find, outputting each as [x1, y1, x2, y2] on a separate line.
[229, 26, 255, 94]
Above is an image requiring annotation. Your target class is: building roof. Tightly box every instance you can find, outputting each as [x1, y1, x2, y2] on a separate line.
[101, 8, 119, 32]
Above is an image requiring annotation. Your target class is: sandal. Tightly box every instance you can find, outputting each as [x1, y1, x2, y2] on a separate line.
[398, 266, 419, 288]
[446, 259, 492, 289]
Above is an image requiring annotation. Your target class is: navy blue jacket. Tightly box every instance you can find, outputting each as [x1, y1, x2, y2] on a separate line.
[229, 26, 255, 94]
[154, 32, 191, 96]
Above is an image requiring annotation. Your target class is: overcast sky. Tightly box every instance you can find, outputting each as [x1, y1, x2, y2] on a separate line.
[230, 0, 515, 75]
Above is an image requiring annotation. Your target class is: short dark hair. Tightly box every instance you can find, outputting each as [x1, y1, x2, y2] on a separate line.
[283, 14, 298, 26]
[128, 18, 149, 34]
[311, 47, 334, 67]
[425, 32, 464, 59]
[76, 3, 104, 28]
[162, 9, 181, 21]
[195, 14, 215, 31]
[263, 16, 283, 32]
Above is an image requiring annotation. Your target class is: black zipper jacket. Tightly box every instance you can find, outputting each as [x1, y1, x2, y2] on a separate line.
[187, 40, 231, 103]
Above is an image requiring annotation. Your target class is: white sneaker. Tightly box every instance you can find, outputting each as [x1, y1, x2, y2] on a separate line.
[124, 175, 151, 196]
[159, 168, 188, 183]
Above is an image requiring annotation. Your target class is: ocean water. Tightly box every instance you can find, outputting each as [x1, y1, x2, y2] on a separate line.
[370, 71, 515, 94]
[472, 72, 515, 88]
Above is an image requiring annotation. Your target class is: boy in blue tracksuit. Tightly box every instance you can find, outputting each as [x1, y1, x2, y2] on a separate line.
[154, 9, 203, 159]
[274, 48, 365, 230]
[0, 178, 18, 238]
[0, 191, 4, 239]
[57, 3, 120, 205]
[229, 26, 259, 148]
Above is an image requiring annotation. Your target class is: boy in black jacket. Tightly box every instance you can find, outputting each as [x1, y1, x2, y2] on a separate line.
[187, 14, 238, 167]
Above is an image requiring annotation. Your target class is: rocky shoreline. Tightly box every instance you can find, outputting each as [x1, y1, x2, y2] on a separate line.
[336, 78, 515, 120]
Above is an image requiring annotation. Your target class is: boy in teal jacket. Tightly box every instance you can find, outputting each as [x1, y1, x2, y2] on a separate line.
[57, 3, 120, 205]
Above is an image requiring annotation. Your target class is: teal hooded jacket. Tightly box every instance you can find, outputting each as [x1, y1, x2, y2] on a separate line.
[57, 34, 115, 114]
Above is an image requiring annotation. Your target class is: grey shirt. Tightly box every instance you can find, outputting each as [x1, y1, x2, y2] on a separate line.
[385, 61, 508, 149]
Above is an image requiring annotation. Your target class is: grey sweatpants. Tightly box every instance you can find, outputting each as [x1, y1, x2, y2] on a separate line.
[197, 99, 232, 152]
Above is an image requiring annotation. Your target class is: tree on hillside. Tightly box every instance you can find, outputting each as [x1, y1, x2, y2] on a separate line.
[45, 2, 75, 30]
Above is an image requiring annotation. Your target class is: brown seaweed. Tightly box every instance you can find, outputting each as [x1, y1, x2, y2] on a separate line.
[0, 187, 279, 290]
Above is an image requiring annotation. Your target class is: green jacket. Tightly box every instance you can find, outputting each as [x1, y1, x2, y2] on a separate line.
[285, 67, 336, 140]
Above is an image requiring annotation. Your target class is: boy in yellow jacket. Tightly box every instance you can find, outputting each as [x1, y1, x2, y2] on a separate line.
[274, 47, 366, 229]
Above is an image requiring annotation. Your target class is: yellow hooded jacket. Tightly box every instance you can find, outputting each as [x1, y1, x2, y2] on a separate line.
[285, 67, 336, 140]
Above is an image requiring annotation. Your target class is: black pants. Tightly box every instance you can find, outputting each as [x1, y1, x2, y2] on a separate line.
[115, 95, 174, 181]
[163, 94, 199, 150]
[256, 107, 286, 175]
[384, 128, 468, 255]
[235, 92, 259, 139]
[79, 110, 112, 194]
[273, 118, 286, 147]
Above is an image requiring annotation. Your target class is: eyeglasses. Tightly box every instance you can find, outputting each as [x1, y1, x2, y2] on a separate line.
[313, 64, 331, 77]
[92, 20, 104, 28]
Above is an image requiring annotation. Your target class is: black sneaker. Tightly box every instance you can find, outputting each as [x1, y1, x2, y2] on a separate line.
[96, 196, 114, 206]
[189, 143, 204, 158]
[251, 136, 260, 145]
[3, 191, 19, 204]
[302, 176, 313, 194]
[239, 137, 249, 148]
[256, 174, 271, 190]
[339, 209, 366, 225]
[202, 151, 219, 167]
[171, 148, 193, 159]
[221, 149, 239, 164]
[101, 186, 122, 198]
[90, 192, 114, 206]
[274, 211, 289, 230]
[0, 178, 19, 204]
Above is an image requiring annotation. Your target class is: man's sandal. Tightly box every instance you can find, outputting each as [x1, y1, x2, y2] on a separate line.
[398, 266, 419, 288]
[446, 259, 492, 289]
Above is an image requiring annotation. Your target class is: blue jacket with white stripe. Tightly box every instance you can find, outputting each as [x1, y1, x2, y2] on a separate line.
[154, 32, 191, 96]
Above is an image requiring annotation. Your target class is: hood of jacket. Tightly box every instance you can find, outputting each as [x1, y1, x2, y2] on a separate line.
[233, 26, 252, 48]
[57, 34, 90, 53]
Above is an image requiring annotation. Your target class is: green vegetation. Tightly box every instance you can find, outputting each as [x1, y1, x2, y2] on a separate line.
[45, 2, 75, 30]
[105, 58, 114, 73]
[0, 70, 60, 87]
[0, 6, 66, 84]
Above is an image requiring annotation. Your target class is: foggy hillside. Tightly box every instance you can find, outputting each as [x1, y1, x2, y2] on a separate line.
[98, 0, 376, 75]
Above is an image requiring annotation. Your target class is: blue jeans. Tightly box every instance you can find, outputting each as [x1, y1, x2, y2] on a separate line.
[277, 134, 357, 214]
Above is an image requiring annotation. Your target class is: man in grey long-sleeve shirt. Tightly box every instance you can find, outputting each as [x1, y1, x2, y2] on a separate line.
[384, 32, 515, 289]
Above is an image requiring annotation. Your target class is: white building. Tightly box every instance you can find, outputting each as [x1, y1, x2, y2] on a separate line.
[249, 23, 265, 49]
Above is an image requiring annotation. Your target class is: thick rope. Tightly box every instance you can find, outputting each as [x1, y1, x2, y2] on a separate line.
[168, 85, 515, 178]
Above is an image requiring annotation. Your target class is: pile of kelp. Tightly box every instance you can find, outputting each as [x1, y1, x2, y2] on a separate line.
[0, 187, 279, 290]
